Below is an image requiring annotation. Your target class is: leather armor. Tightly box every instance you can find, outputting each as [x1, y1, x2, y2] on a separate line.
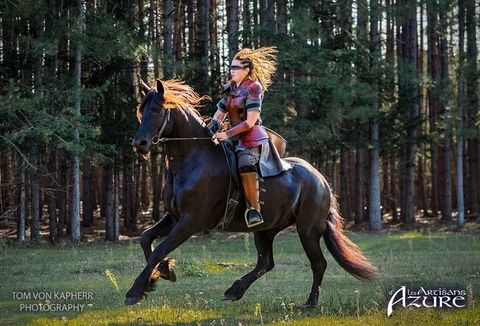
[221, 79, 268, 148]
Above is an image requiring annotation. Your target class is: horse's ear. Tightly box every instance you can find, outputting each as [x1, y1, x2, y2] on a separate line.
[138, 74, 151, 96]
[155, 78, 165, 95]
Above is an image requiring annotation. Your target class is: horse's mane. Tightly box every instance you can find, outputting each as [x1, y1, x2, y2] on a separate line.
[136, 79, 211, 121]
[162, 79, 211, 110]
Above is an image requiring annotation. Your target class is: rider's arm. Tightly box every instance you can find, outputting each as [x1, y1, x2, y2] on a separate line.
[213, 110, 227, 122]
[225, 110, 260, 138]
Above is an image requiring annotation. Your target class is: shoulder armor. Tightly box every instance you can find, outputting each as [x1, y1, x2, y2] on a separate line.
[246, 80, 263, 100]
[221, 81, 232, 97]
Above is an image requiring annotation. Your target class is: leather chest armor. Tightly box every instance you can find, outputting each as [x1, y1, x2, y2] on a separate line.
[222, 79, 262, 123]
[221, 79, 268, 148]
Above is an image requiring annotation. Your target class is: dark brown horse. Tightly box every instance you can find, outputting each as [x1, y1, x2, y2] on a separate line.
[126, 79, 378, 307]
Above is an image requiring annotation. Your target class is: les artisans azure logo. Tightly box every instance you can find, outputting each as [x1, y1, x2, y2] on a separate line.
[387, 286, 466, 316]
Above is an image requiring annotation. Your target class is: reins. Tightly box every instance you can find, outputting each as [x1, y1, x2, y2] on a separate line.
[158, 137, 213, 142]
[151, 109, 215, 144]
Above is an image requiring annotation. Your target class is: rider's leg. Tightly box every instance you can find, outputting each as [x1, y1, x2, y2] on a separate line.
[238, 147, 264, 227]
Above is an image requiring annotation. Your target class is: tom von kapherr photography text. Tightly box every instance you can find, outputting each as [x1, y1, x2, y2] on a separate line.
[11, 291, 93, 300]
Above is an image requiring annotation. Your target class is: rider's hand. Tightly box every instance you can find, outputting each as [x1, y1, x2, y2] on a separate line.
[215, 131, 229, 141]
[207, 118, 220, 135]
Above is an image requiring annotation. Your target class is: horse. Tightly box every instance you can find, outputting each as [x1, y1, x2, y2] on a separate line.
[126, 79, 379, 307]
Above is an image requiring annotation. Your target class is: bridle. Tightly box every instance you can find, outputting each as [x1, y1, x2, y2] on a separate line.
[151, 109, 171, 144]
[151, 109, 214, 144]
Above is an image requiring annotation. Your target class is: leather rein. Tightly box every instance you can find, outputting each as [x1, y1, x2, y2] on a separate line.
[151, 109, 214, 144]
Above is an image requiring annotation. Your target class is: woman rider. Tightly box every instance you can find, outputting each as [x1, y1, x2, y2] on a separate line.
[210, 46, 277, 227]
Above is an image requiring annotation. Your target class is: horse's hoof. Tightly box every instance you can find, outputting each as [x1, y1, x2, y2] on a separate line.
[221, 293, 238, 301]
[125, 296, 144, 305]
[161, 267, 176, 283]
[300, 302, 316, 309]
[169, 268, 177, 282]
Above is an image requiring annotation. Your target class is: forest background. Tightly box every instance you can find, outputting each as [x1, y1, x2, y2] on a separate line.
[0, 0, 479, 243]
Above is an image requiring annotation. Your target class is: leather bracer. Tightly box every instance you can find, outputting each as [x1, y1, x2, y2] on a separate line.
[226, 121, 251, 138]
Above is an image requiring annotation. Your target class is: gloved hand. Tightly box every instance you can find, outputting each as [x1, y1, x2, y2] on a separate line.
[207, 118, 220, 135]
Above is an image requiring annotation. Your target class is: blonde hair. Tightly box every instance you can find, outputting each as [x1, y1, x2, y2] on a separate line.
[234, 46, 278, 91]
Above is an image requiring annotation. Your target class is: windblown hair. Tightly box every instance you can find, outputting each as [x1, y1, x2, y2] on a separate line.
[234, 46, 278, 91]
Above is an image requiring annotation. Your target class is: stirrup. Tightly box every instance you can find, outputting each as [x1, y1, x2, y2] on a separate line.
[244, 207, 264, 228]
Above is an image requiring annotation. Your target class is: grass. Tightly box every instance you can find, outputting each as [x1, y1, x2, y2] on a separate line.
[0, 229, 479, 325]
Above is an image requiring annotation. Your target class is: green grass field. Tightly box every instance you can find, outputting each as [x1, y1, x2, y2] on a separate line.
[0, 229, 479, 325]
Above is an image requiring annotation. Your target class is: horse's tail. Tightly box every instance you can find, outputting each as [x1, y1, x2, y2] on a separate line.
[323, 194, 380, 281]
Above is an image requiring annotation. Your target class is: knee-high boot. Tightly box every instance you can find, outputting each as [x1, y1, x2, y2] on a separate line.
[240, 172, 264, 227]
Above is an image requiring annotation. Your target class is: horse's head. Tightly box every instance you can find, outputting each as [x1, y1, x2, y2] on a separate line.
[132, 79, 211, 158]
[132, 79, 172, 157]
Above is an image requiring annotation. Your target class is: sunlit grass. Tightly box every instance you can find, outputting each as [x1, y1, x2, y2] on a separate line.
[27, 306, 221, 326]
[0, 230, 479, 325]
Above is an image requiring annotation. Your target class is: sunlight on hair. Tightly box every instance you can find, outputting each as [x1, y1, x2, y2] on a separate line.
[161, 79, 211, 110]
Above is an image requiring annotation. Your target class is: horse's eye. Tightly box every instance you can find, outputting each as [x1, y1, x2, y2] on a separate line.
[151, 106, 163, 114]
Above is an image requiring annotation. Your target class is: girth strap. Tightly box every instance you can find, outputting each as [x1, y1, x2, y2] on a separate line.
[209, 139, 241, 230]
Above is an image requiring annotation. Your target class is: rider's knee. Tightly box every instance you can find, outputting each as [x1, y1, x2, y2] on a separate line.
[239, 165, 257, 174]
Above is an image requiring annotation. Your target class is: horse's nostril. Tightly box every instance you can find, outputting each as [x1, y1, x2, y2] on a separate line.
[133, 139, 147, 147]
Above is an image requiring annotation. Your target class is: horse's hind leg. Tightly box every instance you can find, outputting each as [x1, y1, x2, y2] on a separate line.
[297, 226, 327, 308]
[222, 228, 280, 301]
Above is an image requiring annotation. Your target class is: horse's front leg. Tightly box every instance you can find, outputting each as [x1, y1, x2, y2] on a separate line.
[140, 212, 177, 260]
[140, 212, 178, 283]
[125, 217, 203, 305]
[222, 229, 281, 301]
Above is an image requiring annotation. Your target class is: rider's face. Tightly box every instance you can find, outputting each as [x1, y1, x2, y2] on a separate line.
[230, 59, 250, 85]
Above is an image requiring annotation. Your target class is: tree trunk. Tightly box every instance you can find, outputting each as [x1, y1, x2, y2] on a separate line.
[57, 159, 68, 238]
[30, 153, 40, 242]
[47, 151, 57, 243]
[123, 160, 136, 231]
[456, 0, 466, 227]
[188, 0, 195, 56]
[368, 0, 382, 231]
[71, 0, 84, 244]
[439, 7, 452, 221]
[0, 152, 9, 217]
[18, 158, 26, 243]
[465, 0, 479, 220]
[173, 0, 184, 64]
[355, 148, 366, 224]
[104, 163, 115, 241]
[82, 157, 94, 227]
[401, 0, 419, 223]
[226, 0, 239, 62]
[427, 0, 439, 217]
[210, 0, 221, 97]
[339, 144, 351, 221]
[389, 153, 399, 222]
[352, 0, 367, 224]
[196, 0, 210, 94]
[114, 158, 120, 240]
[163, 0, 173, 79]
[260, 0, 274, 46]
